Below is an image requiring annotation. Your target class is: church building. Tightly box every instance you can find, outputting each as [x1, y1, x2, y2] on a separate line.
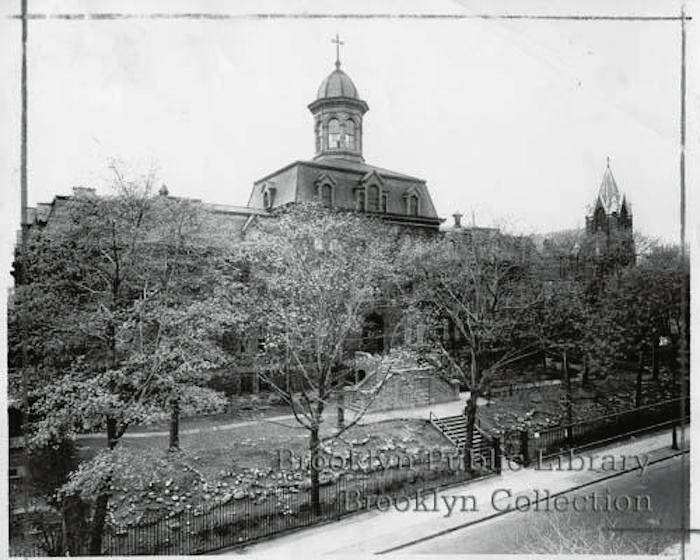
[582, 159, 636, 271]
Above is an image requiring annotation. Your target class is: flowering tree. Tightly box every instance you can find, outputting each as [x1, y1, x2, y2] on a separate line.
[236, 203, 406, 514]
[11, 165, 233, 554]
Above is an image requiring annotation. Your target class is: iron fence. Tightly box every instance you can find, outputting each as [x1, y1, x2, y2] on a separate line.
[98, 456, 497, 556]
[505, 397, 690, 464]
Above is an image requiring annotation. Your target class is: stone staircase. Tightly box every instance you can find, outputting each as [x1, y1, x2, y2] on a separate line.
[430, 414, 491, 458]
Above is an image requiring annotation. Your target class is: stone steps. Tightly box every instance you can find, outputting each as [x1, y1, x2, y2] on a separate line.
[431, 414, 489, 453]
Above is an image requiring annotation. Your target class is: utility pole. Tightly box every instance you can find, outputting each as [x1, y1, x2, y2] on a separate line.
[677, 6, 688, 558]
[19, 0, 30, 509]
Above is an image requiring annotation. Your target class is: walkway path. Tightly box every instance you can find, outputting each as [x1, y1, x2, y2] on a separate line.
[227, 426, 690, 556]
[76, 392, 482, 441]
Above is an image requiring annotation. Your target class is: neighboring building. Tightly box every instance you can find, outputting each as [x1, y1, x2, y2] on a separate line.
[582, 158, 635, 271]
[539, 159, 635, 281]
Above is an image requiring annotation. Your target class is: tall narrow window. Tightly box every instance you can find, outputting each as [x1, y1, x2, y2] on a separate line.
[328, 119, 340, 149]
[316, 122, 323, 151]
[407, 195, 419, 216]
[367, 185, 379, 212]
[321, 184, 333, 207]
[356, 189, 365, 211]
[344, 120, 355, 149]
[381, 193, 388, 213]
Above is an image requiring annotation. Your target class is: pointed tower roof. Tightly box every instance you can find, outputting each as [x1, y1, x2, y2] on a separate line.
[597, 158, 622, 213]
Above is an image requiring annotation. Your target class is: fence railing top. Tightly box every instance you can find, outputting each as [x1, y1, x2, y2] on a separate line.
[531, 396, 688, 437]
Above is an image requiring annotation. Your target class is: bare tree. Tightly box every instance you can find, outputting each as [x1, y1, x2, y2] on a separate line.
[403, 230, 542, 472]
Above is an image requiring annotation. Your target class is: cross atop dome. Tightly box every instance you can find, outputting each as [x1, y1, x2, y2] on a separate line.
[332, 33, 344, 69]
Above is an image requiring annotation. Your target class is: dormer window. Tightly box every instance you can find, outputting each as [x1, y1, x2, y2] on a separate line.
[321, 184, 333, 207]
[356, 189, 365, 211]
[407, 195, 419, 216]
[314, 172, 336, 208]
[381, 193, 388, 213]
[328, 119, 340, 149]
[367, 185, 380, 212]
[261, 183, 276, 210]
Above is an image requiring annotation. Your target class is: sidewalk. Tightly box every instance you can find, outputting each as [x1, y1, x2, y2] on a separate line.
[77, 392, 479, 441]
[229, 426, 689, 556]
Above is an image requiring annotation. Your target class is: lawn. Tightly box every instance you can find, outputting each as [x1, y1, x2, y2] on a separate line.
[478, 369, 677, 435]
[77, 417, 453, 526]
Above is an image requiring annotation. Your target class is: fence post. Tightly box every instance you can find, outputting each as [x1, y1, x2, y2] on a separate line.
[672, 422, 679, 450]
[492, 436, 502, 474]
[519, 430, 530, 467]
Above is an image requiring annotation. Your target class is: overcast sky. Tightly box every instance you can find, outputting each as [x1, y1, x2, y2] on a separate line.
[0, 0, 692, 244]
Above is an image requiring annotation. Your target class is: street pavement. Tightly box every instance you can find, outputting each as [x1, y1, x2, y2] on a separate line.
[404, 453, 688, 555]
[225, 426, 690, 557]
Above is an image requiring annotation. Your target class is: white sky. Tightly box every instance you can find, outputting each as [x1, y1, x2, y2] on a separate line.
[0, 0, 694, 244]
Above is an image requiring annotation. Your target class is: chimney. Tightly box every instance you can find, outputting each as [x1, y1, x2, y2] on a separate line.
[72, 186, 96, 197]
[159, 183, 169, 196]
[452, 212, 463, 228]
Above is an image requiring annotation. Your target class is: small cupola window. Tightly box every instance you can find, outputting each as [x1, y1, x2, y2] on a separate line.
[344, 120, 355, 150]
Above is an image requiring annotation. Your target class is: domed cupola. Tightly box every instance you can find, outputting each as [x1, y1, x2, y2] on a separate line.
[316, 67, 360, 99]
[308, 35, 369, 162]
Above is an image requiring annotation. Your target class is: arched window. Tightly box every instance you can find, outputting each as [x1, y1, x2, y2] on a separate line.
[321, 183, 333, 207]
[344, 120, 355, 149]
[328, 119, 340, 149]
[407, 195, 419, 216]
[381, 194, 388, 213]
[367, 185, 379, 212]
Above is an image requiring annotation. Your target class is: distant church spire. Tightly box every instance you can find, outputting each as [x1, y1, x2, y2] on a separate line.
[332, 33, 344, 69]
[598, 158, 621, 214]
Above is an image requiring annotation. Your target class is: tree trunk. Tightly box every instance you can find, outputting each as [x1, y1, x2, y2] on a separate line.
[309, 425, 321, 516]
[88, 488, 110, 555]
[635, 350, 644, 408]
[651, 338, 660, 382]
[563, 350, 573, 428]
[463, 349, 479, 475]
[89, 417, 118, 555]
[463, 395, 478, 475]
[582, 352, 590, 386]
[169, 397, 180, 451]
[252, 372, 259, 394]
[670, 336, 679, 395]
